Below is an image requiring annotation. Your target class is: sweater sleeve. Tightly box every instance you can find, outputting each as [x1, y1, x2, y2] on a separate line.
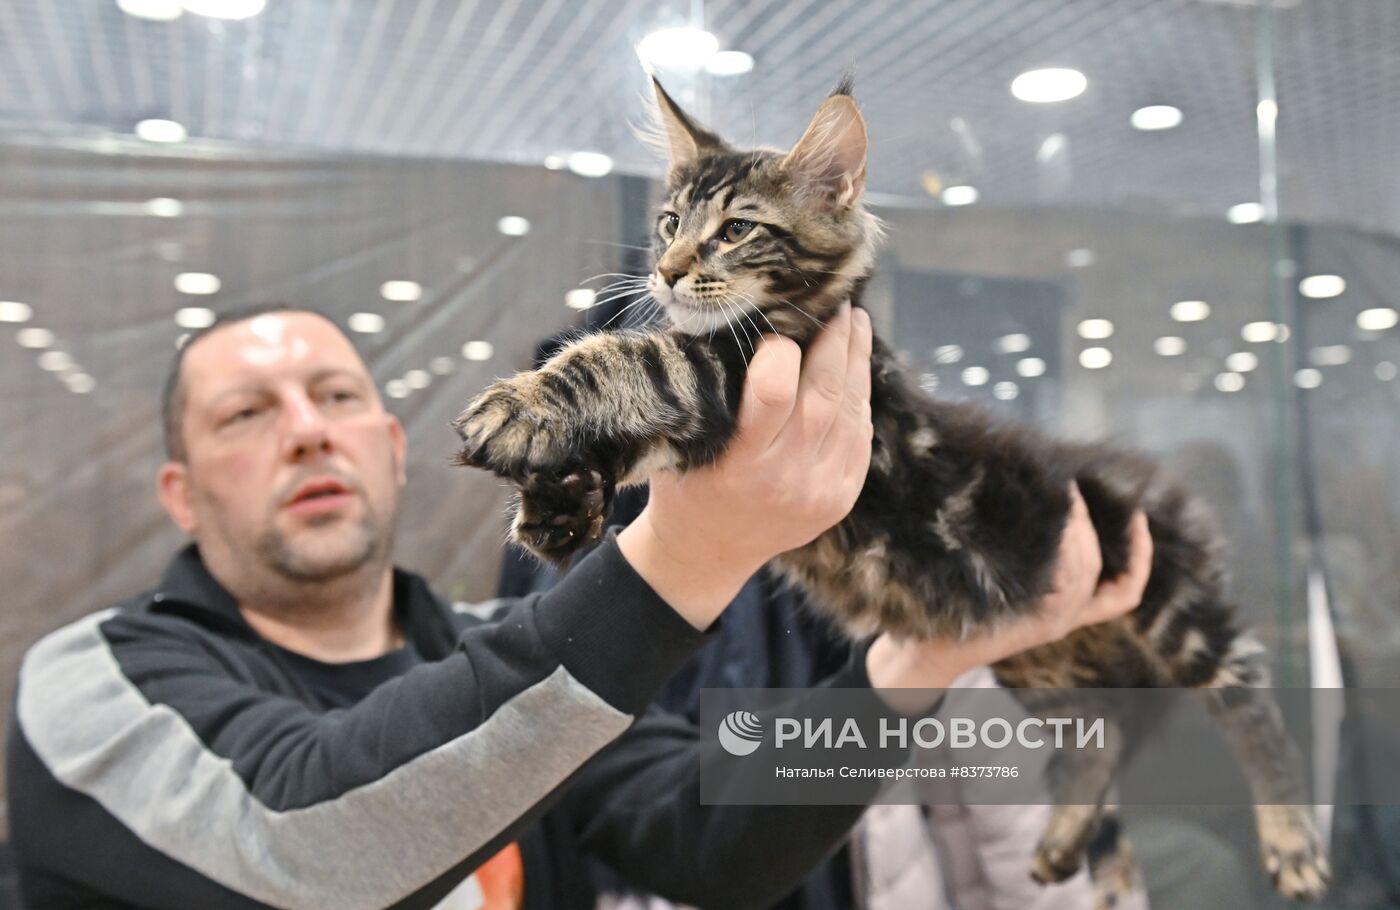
[9, 533, 709, 910]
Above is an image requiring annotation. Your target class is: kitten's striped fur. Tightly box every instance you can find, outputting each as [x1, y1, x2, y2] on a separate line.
[452, 79, 1327, 900]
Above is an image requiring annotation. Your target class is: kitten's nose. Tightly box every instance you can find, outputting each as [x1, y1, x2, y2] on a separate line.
[660, 266, 687, 287]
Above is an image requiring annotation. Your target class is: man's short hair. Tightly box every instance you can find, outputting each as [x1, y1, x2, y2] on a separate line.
[160, 303, 332, 462]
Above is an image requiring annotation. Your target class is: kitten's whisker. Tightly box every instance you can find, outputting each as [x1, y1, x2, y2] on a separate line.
[600, 295, 660, 329]
[775, 298, 823, 328]
[582, 240, 654, 252]
[731, 291, 781, 338]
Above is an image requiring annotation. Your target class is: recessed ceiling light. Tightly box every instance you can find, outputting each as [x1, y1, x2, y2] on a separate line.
[1299, 274, 1345, 299]
[1241, 321, 1279, 342]
[117, 0, 183, 21]
[1357, 308, 1398, 332]
[64, 372, 96, 394]
[1215, 372, 1245, 392]
[1309, 344, 1352, 367]
[16, 327, 55, 349]
[934, 344, 963, 365]
[941, 185, 978, 206]
[1227, 202, 1264, 224]
[565, 289, 597, 310]
[637, 27, 720, 70]
[380, 280, 422, 302]
[348, 312, 386, 334]
[1079, 347, 1112, 369]
[430, 356, 455, 375]
[1065, 248, 1095, 268]
[1294, 368, 1322, 389]
[385, 379, 410, 399]
[994, 333, 1031, 354]
[497, 216, 531, 237]
[567, 152, 613, 178]
[1016, 356, 1046, 378]
[1077, 318, 1114, 340]
[461, 340, 494, 361]
[706, 50, 755, 76]
[174, 306, 216, 329]
[404, 369, 431, 390]
[180, 0, 267, 20]
[175, 272, 220, 295]
[143, 197, 184, 217]
[1153, 336, 1186, 356]
[135, 118, 188, 143]
[0, 301, 32, 323]
[1130, 105, 1183, 131]
[1376, 361, 1397, 382]
[543, 155, 566, 170]
[993, 381, 1019, 400]
[961, 366, 989, 386]
[1171, 300, 1211, 322]
[38, 350, 74, 372]
[919, 373, 939, 394]
[1225, 351, 1259, 372]
[1274, 324, 1291, 342]
[1010, 68, 1087, 103]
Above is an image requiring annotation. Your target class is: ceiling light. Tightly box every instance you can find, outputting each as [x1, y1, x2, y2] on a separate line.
[934, 344, 963, 365]
[994, 333, 1031, 354]
[135, 118, 188, 143]
[174, 306, 216, 329]
[404, 369, 431, 390]
[143, 197, 184, 217]
[1309, 345, 1352, 367]
[567, 152, 613, 178]
[180, 0, 267, 20]
[993, 381, 1019, 400]
[497, 216, 531, 237]
[461, 340, 494, 361]
[1241, 321, 1278, 342]
[941, 185, 978, 206]
[1065, 248, 1095, 268]
[1016, 357, 1046, 378]
[1357, 307, 1398, 332]
[1294, 368, 1322, 389]
[1130, 105, 1183, 131]
[1375, 361, 1397, 382]
[175, 272, 220, 295]
[1010, 68, 1087, 103]
[543, 155, 565, 170]
[1225, 352, 1258, 372]
[385, 379, 410, 399]
[64, 372, 96, 394]
[175, 333, 190, 349]
[380, 280, 422, 302]
[1227, 202, 1264, 224]
[430, 356, 455, 375]
[1171, 300, 1211, 322]
[706, 50, 754, 76]
[1154, 336, 1186, 356]
[1274, 324, 1291, 342]
[1299, 274, 1345, 299]
[1215, 372, 1245, 393]
[961, 366, 989, 386]
[348, 312, 386, 334]
[38, 351, 74, 372]
[1077, 318, 1114, 340]
[1036, 133, 1067, 164]
[565, 289, 597, 310]
[1079, 347, 1112, 369]
[637, 27, 720, 71]
[117, 0, 184, 21]
[919, 373, 939, 394]
[16, 327, 54, 349]
[0, 301, 32, 323]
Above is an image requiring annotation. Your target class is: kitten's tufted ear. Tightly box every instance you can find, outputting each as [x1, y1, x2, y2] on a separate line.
[783, 80, 868, 209]
[647, 78, 726, 172]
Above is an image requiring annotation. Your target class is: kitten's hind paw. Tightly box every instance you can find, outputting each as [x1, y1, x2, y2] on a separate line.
[1259, 806, 1330, 902]
[511, 467, 614, 565]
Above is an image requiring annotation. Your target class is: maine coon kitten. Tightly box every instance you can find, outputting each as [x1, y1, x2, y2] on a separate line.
[452, 79, 1329, 901]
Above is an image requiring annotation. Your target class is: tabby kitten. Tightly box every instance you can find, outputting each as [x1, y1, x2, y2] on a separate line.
[452, 79, 1328, 900]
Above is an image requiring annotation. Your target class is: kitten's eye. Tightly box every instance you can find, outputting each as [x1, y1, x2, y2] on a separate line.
[659, 212, 680, 240]
[720, 219, 756, 243]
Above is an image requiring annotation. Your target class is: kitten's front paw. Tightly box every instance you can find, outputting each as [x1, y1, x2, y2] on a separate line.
[1258, 806, 1330, 901]
[451, 375, 572, 478]
[512, 467, 614, 564]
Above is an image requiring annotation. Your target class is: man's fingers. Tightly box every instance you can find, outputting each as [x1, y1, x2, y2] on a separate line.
[819, 306, 874, 461]
[730, 335, 802, 456]
[779, 303, 852, 449]
[1086, 510, 1154, 623]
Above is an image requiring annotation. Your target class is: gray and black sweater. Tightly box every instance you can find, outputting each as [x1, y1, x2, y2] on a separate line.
[8, 532, 886, 910]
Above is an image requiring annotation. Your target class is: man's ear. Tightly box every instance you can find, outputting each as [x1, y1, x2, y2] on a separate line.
[157, 462, 197, 535]
[647, 77, 728, 175]
[782, 83, 868, 209]
[387, 414, 407, 488]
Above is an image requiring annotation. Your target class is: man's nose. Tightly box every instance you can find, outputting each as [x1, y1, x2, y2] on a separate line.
[282, 393, 332, 459]
[659, 265, 687, 287]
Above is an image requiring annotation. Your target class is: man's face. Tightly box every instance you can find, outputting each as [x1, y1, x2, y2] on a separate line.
[159, 312, 406, 586]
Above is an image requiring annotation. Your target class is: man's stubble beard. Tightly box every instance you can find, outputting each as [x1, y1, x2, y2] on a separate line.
[254, 501, 392, 585]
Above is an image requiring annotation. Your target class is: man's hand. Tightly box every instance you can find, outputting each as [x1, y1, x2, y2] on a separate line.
[618, 303, 874, 630]
[867, 488, 1153, 711]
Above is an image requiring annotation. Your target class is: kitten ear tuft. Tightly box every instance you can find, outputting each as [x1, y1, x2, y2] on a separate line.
[642, 78, 727, 173]
[783, 89, 868, 209]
